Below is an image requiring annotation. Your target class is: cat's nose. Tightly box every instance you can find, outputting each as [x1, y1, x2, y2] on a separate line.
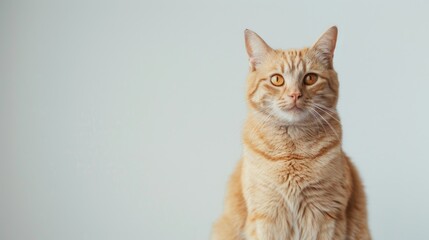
[288, 92, 302, 102]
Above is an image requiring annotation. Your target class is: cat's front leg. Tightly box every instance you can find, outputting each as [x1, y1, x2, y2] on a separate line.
[315, 218, 337, 240]
[244, 219, 273, 240]
[244, 212, 291, 240]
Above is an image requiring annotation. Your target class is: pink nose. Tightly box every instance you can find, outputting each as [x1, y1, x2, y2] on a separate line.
[288, 92, 302, 101]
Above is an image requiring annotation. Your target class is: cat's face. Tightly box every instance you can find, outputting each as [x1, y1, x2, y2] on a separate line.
[245, 27, 339, 126]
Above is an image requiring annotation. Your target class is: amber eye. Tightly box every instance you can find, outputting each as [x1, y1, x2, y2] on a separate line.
[270, 74, 284, 86]
[304, 73, 318, 85]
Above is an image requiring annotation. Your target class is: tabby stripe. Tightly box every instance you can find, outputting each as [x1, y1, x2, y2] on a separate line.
[243, 134, 302, 161]
[254, 127, 277, 150]
[284, 54, 292, 70]
[244, 135, 339, 162]
[247, 78, 265, 109]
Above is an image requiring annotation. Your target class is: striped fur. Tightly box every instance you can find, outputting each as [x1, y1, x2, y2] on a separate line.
[212, 27, 371, 240]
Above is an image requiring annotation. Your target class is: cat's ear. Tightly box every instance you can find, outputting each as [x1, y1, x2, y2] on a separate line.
[311, 26, 338, 68]
[244, 29, 273, 71]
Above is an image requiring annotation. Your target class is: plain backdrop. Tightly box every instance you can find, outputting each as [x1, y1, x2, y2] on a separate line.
[1, 0, 429, 239]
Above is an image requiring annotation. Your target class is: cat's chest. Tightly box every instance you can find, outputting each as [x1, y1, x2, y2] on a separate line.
[242, 157, 333, 239]
[241, 152, 324, 214]
[243, 152, 315, 187]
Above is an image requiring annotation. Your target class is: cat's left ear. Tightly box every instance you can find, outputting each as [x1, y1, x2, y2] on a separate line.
[311, 26, 338, 68]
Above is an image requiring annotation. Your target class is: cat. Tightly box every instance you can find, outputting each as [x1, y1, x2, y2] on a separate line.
[211, 26, 371, 240]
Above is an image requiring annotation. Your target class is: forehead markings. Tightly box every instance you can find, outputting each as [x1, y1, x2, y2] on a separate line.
[283, 50, 305, 73]
[296, 58, 307, 77]
[280, 61, 285, 74]
[283, 52, 292, 71]
[289, 53, 296, 72]
[282, 51, 307, 76]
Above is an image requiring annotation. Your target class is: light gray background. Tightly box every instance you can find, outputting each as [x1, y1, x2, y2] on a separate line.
[1, 0, 428, 239]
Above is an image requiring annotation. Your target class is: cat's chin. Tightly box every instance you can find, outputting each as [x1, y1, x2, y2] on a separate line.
[271, 105, 310, 125]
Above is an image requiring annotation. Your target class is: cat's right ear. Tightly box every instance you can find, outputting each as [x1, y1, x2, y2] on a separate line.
[244, 29, 273, 71]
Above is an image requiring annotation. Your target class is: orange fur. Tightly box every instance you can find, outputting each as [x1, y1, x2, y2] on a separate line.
[212, 27, 371, 240]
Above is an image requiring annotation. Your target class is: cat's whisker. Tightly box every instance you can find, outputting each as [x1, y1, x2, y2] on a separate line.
[310, 107, 340, 140]
[311, 102, 338, 115]
[307, 110, 322, 133]
[311, 104, 341, 124]
[307, 108, 328, 137]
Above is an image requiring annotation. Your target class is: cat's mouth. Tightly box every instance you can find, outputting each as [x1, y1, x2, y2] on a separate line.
[287, 105, 302, 111]
[272, 103, 309, 123]
[278, 103, 304, 113]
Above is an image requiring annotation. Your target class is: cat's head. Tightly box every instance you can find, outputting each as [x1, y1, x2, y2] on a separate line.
[245, 26, 339, 126]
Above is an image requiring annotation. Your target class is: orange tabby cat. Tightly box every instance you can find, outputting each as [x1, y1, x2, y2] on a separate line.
[211, 26, 371, 240]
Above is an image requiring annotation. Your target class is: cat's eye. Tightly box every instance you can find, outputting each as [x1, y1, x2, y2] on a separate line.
[304, 73, 318, 86]
[270, 74, 284, 87]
